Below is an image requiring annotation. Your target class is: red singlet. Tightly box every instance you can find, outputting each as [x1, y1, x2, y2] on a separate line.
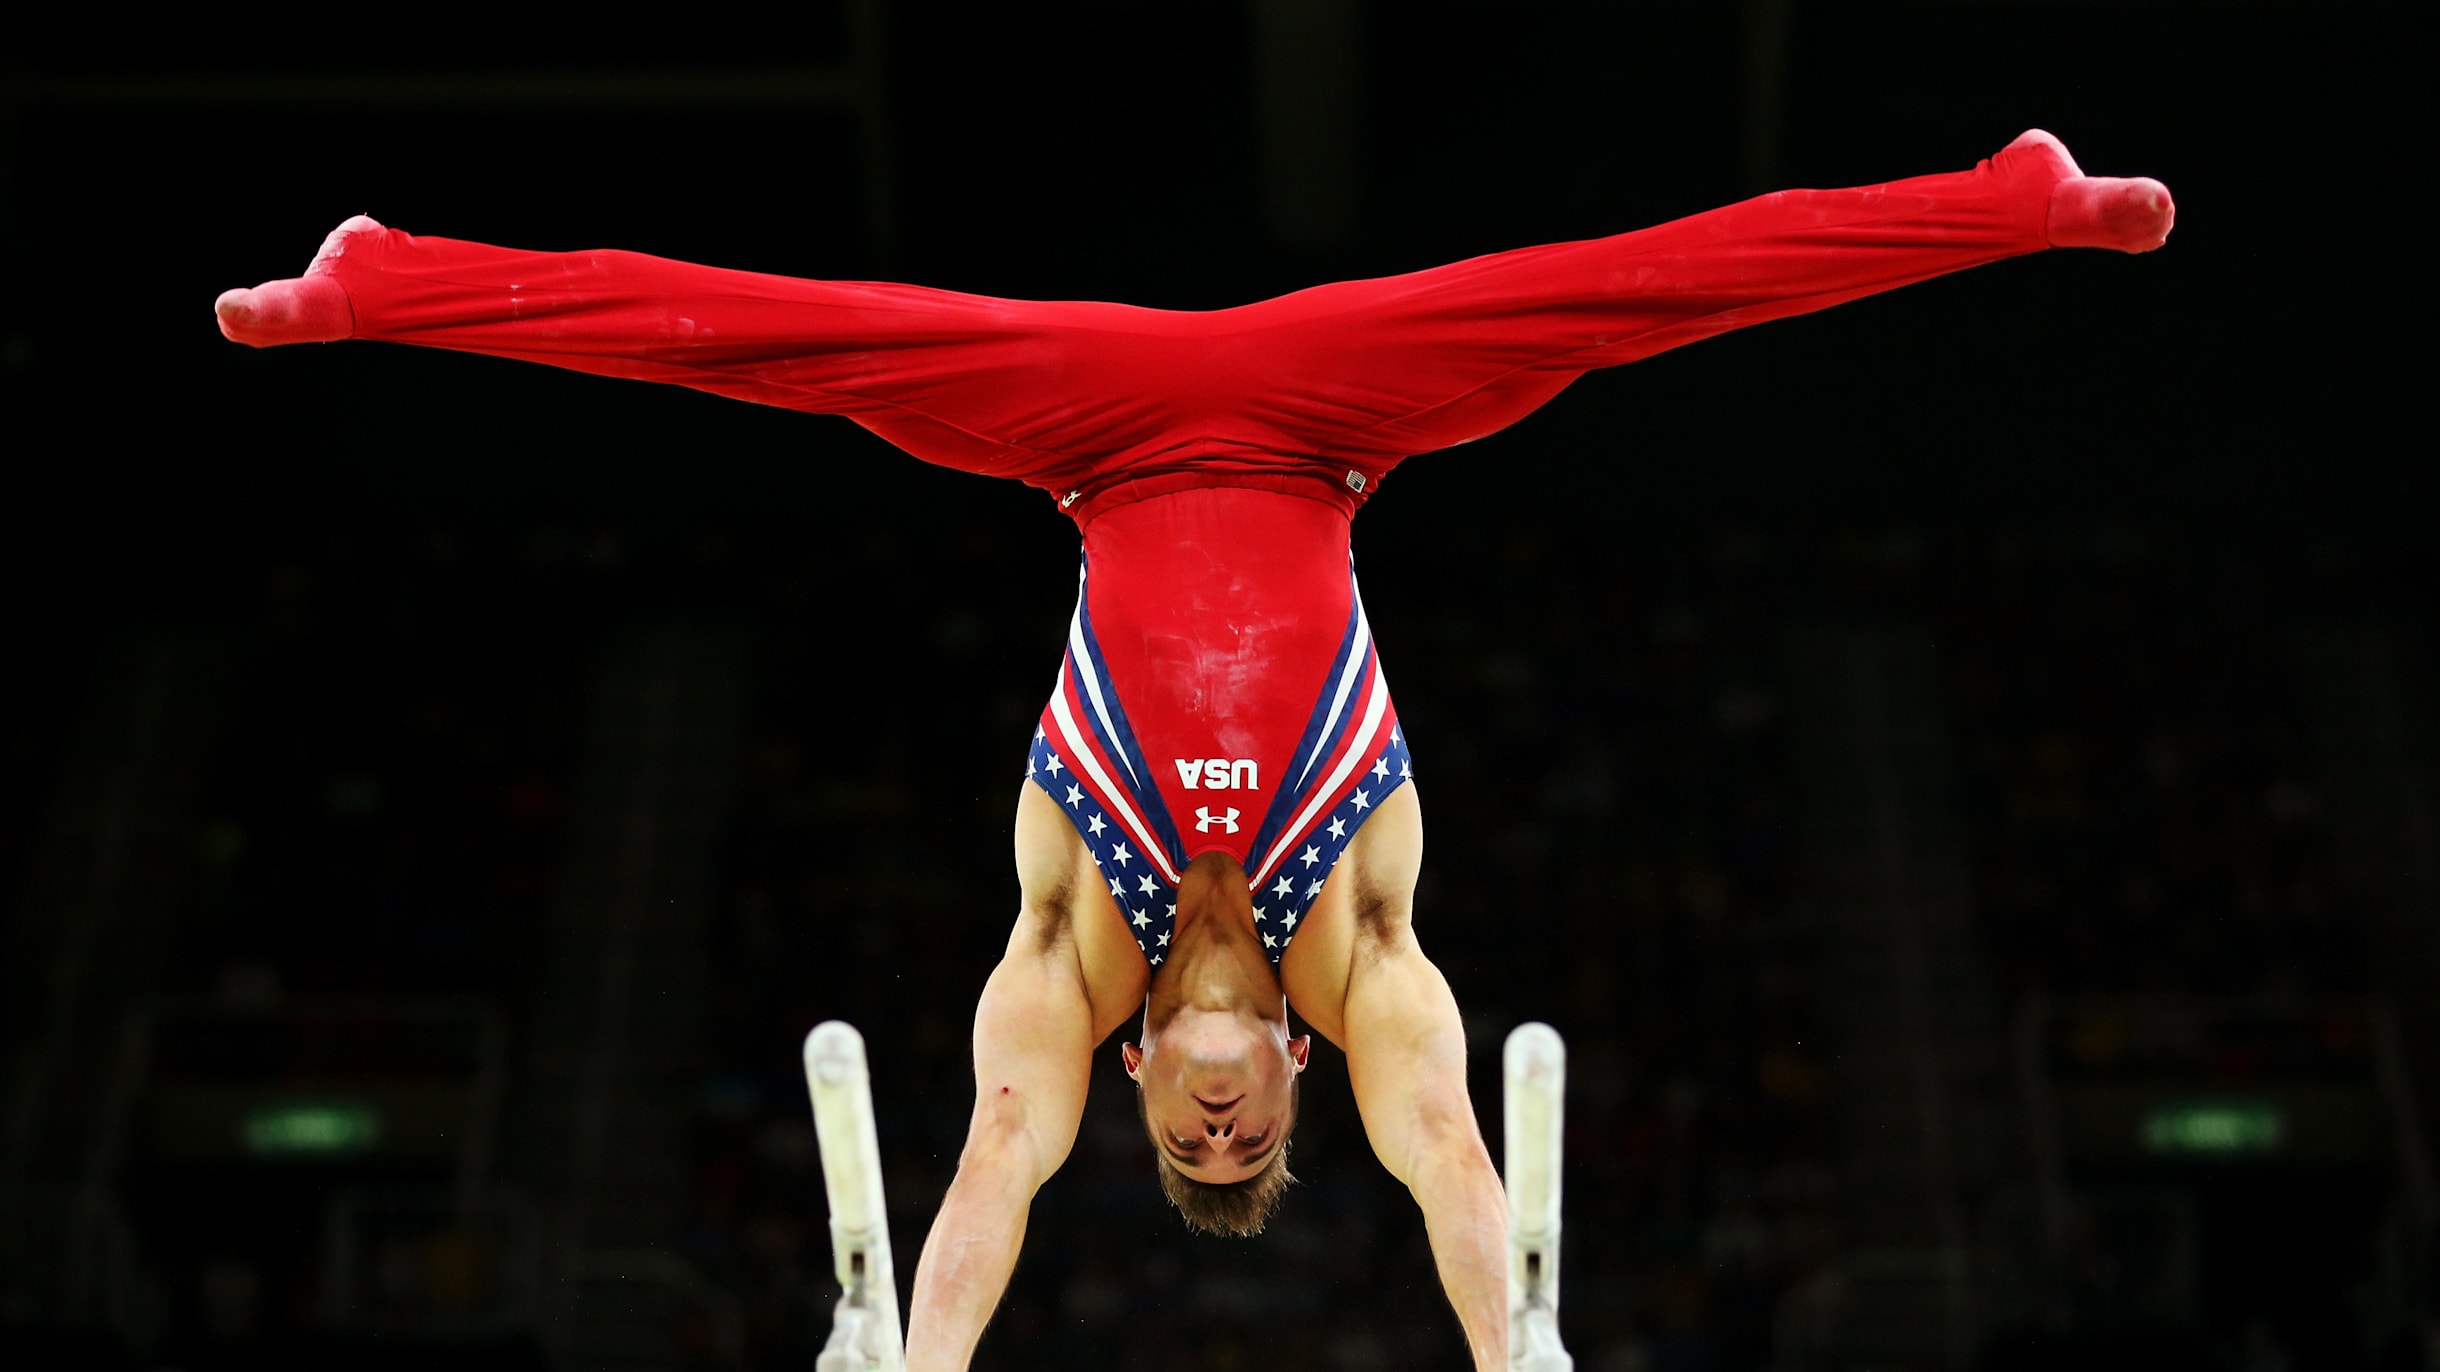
[1027, 489, 1403, 966]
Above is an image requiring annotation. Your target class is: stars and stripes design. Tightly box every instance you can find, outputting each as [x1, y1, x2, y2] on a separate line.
[1028, 723, 1180, 964]
[1242, 718, 1412, 959]
[1026, 557, 1413, 967]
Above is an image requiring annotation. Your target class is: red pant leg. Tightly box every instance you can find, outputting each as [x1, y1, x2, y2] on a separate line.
[318, 230, 1230, 501]
[1202, 136, 2065, 482]
[314, 137, 2064, 524]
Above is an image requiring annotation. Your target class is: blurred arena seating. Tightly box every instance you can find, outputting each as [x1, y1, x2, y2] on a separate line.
[4, 516, 2433, 1372]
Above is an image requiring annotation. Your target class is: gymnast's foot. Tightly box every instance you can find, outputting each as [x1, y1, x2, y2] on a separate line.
[2006, 129, 2175, 253]
[214, 215, 378, 346]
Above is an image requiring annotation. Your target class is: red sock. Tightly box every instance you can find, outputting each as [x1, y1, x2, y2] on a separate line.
[214, 216, 377, 346]
[2006, 129, 2176, 253]
[2049, 174, 2176, 253]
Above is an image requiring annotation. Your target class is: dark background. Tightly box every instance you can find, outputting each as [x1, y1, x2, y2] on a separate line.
[0, 2, 2429, 1369]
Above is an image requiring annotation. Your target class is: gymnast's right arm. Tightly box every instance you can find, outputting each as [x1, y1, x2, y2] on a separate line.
[907, 781, 1147, 1368]
[903, 909, 1098, 1370]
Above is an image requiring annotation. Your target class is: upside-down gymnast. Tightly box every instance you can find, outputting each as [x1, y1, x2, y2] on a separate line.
[217, 129, 2171, 1371]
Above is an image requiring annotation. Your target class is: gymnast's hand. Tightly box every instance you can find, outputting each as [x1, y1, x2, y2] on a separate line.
[214, 216, 375, 346]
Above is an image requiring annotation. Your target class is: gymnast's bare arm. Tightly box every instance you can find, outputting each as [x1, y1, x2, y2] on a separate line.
[903, 783, 1148, 1372]
[1286, 784, 1510, 1372]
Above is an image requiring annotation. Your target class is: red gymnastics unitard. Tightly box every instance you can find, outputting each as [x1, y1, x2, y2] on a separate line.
[219, 131, 2172, 967]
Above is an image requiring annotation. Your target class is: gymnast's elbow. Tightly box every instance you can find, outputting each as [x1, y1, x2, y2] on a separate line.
[951, 1093, 1072, 1194]
[1401, 1114, 1499, 1196]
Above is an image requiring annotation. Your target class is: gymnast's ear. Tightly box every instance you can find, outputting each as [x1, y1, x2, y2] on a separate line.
[1287, 1035, 1311, 1073]
[1120, 1041, 1144, 1080]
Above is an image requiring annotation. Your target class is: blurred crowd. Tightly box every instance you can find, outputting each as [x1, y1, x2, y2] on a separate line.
[1936, 530, 2356, 1001]
[12, 509, 2422, 1371]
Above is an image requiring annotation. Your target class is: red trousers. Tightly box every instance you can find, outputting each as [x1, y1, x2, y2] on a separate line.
[319, 139, 2062, 527]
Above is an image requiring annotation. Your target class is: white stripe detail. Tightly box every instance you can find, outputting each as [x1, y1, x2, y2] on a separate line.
[1066, 581, 1142, 790]
[1254, 656, 1390, 886]
[1049, 667, 1181, 885]
[1296, 589, 1372, 792]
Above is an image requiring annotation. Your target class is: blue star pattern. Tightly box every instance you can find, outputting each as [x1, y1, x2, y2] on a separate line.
[1028, 726, 1182, 965]
[1242, 722, 1413, 960]
[1026, 720, 1413, 967]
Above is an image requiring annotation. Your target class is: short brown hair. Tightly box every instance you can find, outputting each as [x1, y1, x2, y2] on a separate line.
[1136, 1079, 1300, 1238]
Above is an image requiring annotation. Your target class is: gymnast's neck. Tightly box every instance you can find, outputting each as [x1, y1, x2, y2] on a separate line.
[1144, 851, 1283, 1022]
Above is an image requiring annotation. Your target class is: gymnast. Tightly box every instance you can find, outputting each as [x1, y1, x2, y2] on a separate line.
[217, 129, 2172, 1371]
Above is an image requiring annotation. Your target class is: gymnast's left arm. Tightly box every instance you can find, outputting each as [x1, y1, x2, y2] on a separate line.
[1343, 935, 1510, 1372]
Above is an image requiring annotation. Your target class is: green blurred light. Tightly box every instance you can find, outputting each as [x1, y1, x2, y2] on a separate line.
[2141, 1101, 2283, 1156]
[242, 1101, 382, 1157]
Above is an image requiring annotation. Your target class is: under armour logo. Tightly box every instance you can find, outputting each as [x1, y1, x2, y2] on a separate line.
[1195, 806, 1241, 834]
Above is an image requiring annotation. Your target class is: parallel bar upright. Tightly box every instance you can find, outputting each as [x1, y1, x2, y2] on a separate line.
[805, 1021, 905, 1372]
[1505, 1022, 1574, 1372]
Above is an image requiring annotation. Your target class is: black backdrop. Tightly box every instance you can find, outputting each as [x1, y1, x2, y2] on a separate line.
[1, 3, 2427, 1370]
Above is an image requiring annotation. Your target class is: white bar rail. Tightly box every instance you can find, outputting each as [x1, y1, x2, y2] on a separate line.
[805, 1021, 905, 1372]
[1504, 1022, 1574, 1372]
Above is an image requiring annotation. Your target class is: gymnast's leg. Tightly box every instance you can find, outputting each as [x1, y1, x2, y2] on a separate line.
[214, 221, 1208, 491]
[1207, 130, 2174, 468]
[215, 131, 2169, 499]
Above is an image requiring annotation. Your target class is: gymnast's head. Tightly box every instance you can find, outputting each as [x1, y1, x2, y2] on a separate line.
[1121, 853, 1310, 1236]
